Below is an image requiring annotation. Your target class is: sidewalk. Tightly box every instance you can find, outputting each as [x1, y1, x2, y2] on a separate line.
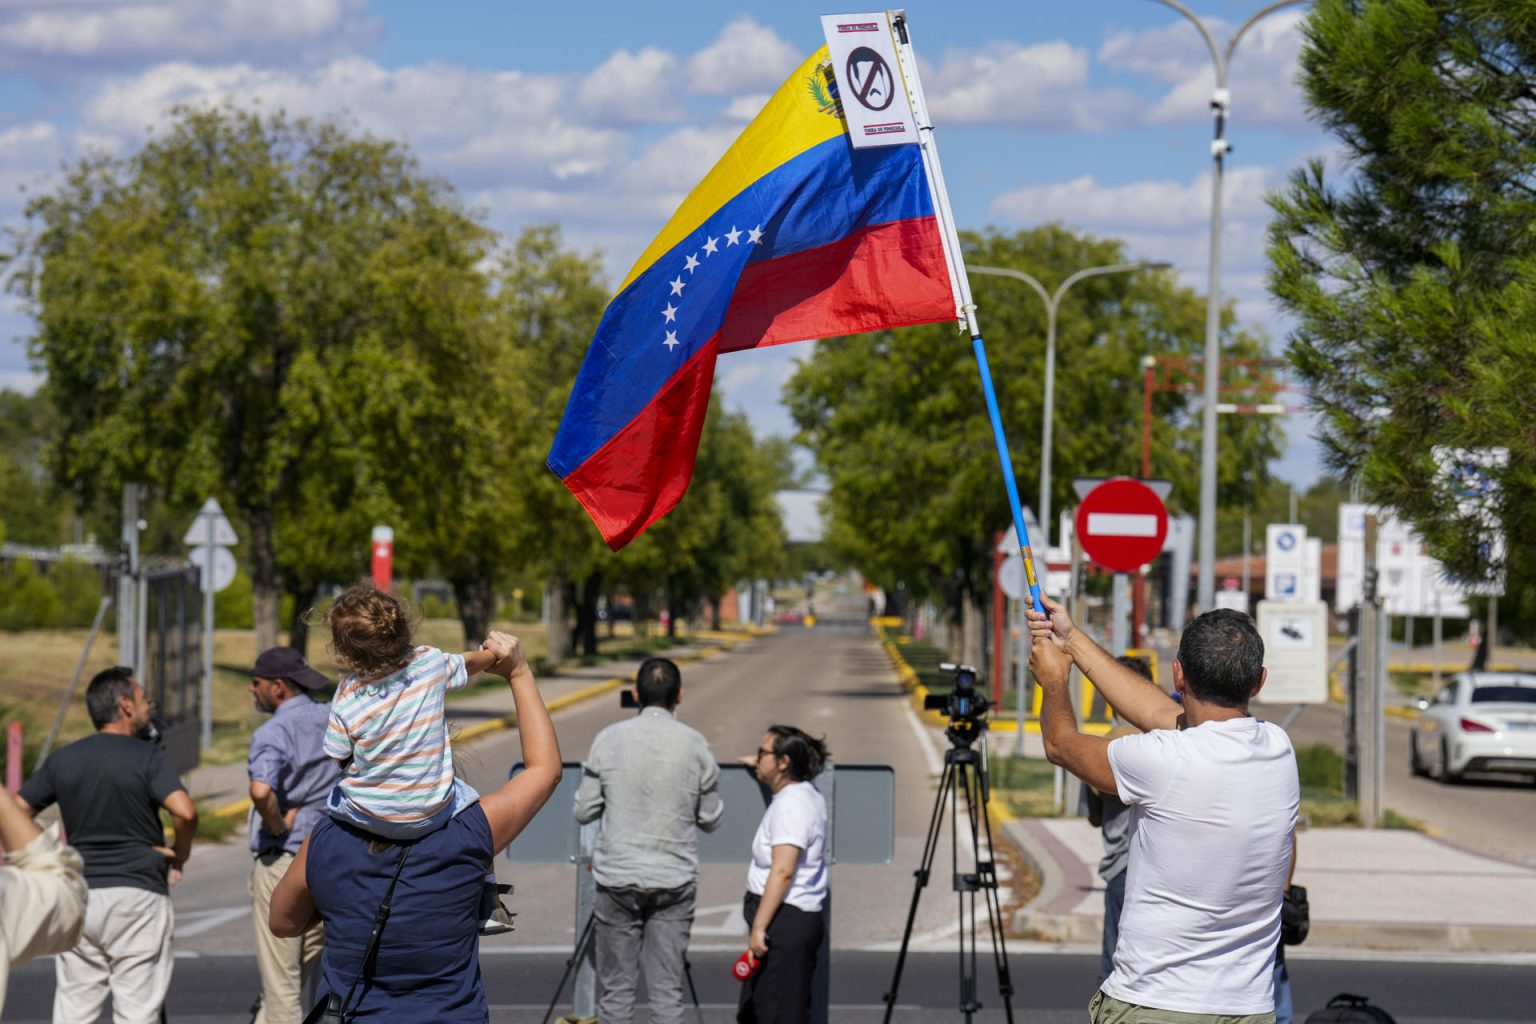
[1007, 815, 1536, 956]
[184, 631, 760, 816]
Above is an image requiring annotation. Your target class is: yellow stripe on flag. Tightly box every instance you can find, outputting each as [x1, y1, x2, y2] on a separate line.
[615, 47, 845, 295]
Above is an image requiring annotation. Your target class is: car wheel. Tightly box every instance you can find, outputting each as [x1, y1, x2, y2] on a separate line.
[1437, 739, 1462, 785]
[1410, 735, 1428, 777]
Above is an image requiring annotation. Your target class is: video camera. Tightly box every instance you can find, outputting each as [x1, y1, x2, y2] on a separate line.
[923, 662, 990, 730]
[619, 689, 639, 709]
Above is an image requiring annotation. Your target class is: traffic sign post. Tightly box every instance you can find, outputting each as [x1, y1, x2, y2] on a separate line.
[185, 498, 237, 752]
[1075, 478, 1170, 648]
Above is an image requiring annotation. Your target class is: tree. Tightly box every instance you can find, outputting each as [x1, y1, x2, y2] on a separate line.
[7, 107, 492, 651]
[0, 390, 68, 546]
[787, 225, 1279, 661]
[490, 226, 614, 660]
[1268, 0, 1535, 635]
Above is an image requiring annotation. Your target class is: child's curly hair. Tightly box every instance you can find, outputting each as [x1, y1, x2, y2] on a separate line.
[324, 583, 418, 679]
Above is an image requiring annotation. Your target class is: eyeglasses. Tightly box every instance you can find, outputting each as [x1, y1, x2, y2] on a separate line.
[755, 747, 777, 761]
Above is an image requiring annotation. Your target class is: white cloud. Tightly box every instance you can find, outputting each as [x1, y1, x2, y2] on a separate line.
[715, 344, 807, 439]
[80, 58, 626, 189]
[923, 41, 1143, 130]
[574, 47, 684, 127]
[685, 15, 802, 96]
[989, 166, 1276, 233]
[0, 0, 374, 68]
[1098, 10, 1309, 131]
[986, 165, 1295, 343]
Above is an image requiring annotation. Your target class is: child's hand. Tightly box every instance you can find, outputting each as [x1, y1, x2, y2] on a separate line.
[482, 631, 523, 675]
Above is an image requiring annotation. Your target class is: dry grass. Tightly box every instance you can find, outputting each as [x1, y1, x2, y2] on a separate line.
[0, 618, 552, 767]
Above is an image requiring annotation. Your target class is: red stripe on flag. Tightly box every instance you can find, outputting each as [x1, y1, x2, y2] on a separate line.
[560, 338, 721, 550]
[718, 217, 954, 353]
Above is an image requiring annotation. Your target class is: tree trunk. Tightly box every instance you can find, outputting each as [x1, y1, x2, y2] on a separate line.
[453, 576, 496, 648]
[634, 591, 654, 638]
[605, 591, 617, 638]
[575, 573, 602, 657]
[545, 572, 569, 665]
[665, 584, 678, 638]
[710, 595, 722, 631]
[961, 588, 987, 675]
[249, 513, 281, 653]
[285, 582, 320, 656]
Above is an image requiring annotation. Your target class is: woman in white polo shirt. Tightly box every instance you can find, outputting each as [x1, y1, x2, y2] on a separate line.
[740, 724, 829, 1024]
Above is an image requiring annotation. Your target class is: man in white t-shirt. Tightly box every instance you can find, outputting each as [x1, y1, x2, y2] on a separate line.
[1028, 598, 1298, 1024]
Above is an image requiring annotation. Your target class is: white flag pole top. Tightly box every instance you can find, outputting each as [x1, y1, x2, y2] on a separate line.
[820, 10, 970, 333]
[888, 11, 976, 335]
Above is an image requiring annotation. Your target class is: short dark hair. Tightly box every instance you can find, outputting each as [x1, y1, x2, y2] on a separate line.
[1175, 609, 1265, 708]
[766, 725, 830, 782]
[86, 666, 138, 729]
[635, 658, 682, 709]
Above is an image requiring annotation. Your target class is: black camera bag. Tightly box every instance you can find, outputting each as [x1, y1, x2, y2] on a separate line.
[1281, 883, 1310, 945]
[1303, 993, 1398, 1024]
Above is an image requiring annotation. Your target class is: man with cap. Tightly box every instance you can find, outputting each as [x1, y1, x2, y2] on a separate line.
[246, 647, 338, 1024]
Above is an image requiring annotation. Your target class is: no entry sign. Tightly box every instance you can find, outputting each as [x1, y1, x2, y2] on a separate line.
[1075, 477, 1169, 573]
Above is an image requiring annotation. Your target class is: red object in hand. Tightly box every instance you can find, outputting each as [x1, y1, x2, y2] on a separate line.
[732, 950, 761, 981]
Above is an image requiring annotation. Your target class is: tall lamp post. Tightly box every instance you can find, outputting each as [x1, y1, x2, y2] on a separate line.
[1147, 0, 1307, 613]
[968, 260, 1170, 551]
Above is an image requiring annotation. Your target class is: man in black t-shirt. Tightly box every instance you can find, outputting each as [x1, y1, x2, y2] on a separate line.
[19, 665, 198, 1024]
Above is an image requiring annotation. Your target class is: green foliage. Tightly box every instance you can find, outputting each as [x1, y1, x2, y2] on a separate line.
[0, 560, 61, 630]
[419, 592, 456, 619]
[1294, 741, 1345, 793]
[1268, 0, 1536, 636]
[7, 106, 493, 646]
[787, 225, 1279, 623]
[0, 390, 68, 546]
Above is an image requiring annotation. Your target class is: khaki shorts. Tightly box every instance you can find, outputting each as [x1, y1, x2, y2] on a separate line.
[1090, 989, 1277, 1024]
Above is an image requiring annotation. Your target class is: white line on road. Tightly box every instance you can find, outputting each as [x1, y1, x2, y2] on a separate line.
[176, 906, 250, 939]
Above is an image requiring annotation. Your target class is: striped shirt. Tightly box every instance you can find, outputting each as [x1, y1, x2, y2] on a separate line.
[324, 646, 469, 824]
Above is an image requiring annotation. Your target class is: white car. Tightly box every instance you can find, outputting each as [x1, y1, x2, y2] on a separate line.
[1410, 672, 1536, 782]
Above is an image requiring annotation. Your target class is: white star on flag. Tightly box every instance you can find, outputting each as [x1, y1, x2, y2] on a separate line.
[747, 225, 764, 244]
[725, 227, 742, 246]
[663, 330, 679, 350]
[669, 277, 685, 296]
[704, 236, 719, 255]
[661, 303, 677, 323]
[684, 253, 700, 273]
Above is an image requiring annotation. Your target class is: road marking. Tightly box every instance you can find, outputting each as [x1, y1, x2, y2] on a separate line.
[1086, 512, 1159, 537]
[690, 902, 748, 936]
[176, 906, 249, 939]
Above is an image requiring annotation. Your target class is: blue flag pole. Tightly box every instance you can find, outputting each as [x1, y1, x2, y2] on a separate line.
[970, 334, 1047, 616]
[893, 16, 1047, 616]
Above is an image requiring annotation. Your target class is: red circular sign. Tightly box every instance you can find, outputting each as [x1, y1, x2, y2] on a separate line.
[1075, 478, 1169, 572]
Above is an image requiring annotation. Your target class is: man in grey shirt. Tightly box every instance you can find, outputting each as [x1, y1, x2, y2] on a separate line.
[574, 657, 723, 1024]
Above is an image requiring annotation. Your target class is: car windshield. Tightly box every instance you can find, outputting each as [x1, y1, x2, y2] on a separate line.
[1471, 686, 1536, 704]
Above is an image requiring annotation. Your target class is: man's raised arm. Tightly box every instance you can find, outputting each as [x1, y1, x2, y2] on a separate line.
[1026, 594, 1181, 733]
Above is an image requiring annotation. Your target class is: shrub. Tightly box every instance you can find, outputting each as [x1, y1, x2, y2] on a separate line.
[1295, 742, 1344, 794]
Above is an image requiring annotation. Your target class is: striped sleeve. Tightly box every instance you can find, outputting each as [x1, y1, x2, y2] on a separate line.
[323, 700, 352, 762]
[442, 650, 469, 692]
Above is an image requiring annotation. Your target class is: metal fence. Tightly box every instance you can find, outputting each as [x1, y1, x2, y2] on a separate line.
[141, 566, 202, 774]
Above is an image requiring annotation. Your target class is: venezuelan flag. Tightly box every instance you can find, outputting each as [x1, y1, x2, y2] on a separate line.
[549, 47, 959, 549]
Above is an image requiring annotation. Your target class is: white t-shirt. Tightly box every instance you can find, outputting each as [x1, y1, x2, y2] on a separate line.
[1103, 716, 1299, 1016]
[746, 781, 828, 912]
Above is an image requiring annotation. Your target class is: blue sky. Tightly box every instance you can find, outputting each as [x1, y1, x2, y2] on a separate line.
[0, 1, 1339, 486]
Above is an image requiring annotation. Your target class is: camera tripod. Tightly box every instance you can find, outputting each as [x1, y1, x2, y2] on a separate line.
[541, 911, 706, 1024]
[882, 716, 1015, 1023]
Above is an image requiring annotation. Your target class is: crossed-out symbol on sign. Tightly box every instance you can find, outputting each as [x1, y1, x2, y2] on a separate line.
[844, 46, 895, 111]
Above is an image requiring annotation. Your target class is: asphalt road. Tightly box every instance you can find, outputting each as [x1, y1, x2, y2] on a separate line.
[10, 950, 1536, 1023]
[157, 591, 1005, 962]
[1267, 699, 1536, 863]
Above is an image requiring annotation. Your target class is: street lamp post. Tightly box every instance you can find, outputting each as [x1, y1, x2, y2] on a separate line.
[1147, 0, 1307, 613]
[968, 260, 1170, 552]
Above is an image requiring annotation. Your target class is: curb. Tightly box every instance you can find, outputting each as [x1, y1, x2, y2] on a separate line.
[870, 621, 1112, 737]
[203, 629, 762, 824]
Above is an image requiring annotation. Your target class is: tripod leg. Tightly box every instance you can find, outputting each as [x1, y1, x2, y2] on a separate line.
[542, 912, 597, 1024]
[683, 957, 706, 1024]
[969, 749, 1016, 1024]
[881, 759, 956, 1024]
